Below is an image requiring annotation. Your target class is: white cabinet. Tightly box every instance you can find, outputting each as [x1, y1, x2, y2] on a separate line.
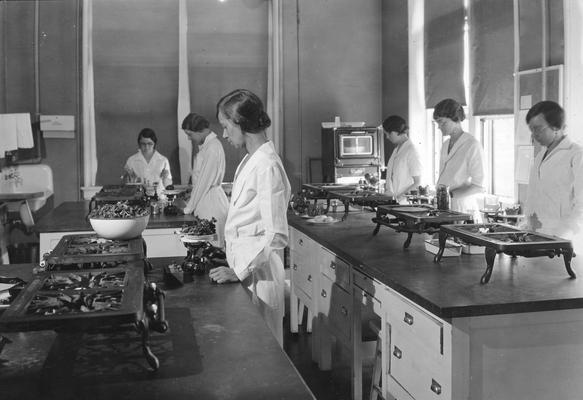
[384, 289, 452, 400]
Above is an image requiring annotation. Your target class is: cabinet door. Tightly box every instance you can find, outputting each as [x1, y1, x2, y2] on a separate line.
[320, 247, 351, 291]
[319, 273, 352, 345]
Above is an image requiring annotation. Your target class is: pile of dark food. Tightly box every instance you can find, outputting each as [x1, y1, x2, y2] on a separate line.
[64, 237, 129, 255]
[41, 271, 126, 291]
[88, 201, 149, 219]
[180, 216, 217, 236]
[41, 260, 130, 272]
[26, 291, 123, 315]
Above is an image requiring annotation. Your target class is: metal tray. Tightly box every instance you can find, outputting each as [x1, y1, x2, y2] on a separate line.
[45, 234, 145, 265]
[435, 224, 575, 284]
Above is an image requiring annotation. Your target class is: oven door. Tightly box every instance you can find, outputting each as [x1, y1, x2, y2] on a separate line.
[336, 129, 379, 159]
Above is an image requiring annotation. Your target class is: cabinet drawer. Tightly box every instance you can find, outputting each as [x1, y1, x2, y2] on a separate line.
[389, 337, 450, 400]
[386, 289, 444, 355]
[290, 256, 314, 297]
[353, 270, 384, 315]
[319, 274, 352, 344]
[289, 228, 315, 252]
[320, 248, 351, 291]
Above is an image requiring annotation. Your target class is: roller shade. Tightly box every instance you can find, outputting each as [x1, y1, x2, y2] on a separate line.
[424, 0, 465, 108]
[469, 0, 514, 115]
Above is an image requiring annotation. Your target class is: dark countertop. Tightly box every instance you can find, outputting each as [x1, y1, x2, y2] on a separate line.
[289, 211, 583, 320]
[0, 258, 315, 400]
[35, 201, 198, 233]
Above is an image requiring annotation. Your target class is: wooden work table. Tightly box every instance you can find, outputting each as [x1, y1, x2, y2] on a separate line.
[288, 210, 583, 400]
[34, 201, 199, 259]
[0, 258, 315, 400]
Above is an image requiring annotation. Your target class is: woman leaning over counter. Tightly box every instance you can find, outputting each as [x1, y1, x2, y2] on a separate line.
[176, 112, 229, 248]
[208, 89, 291, 346]
[433, 98, 485, 220]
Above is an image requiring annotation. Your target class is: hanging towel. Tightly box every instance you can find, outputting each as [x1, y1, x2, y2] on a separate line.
[15, 113, 34, 148]
[0, 114, 19, 157]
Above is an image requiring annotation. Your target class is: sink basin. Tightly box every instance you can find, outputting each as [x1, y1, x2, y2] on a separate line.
[1, 164, 54, 212]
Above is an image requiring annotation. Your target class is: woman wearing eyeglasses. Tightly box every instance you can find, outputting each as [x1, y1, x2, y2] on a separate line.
[382, 115, 422, 204]
[433, 98, 485, 220]
[522, 100, 583, 247]
[123, 128, 172, 187]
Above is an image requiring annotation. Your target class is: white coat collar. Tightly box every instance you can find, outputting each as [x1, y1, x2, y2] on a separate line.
[231, 141, 275, 203]
[200, 131, 217, 151]
[444, 132, 471, 160]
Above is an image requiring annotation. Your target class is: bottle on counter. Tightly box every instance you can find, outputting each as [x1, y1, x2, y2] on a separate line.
[435, 184, 451, 210]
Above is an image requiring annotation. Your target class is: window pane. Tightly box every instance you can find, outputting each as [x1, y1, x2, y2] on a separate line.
[492, 118, 514, 198]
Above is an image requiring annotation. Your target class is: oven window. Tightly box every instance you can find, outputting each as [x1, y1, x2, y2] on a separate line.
[340, 136, 373, 156]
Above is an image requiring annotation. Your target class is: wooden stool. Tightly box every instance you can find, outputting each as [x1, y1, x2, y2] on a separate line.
[369, 320, 385, 400]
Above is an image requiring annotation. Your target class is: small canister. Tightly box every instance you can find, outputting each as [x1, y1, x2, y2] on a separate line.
[436, 184, 451, 210]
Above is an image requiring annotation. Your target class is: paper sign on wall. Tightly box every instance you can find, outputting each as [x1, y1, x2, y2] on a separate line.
[40, 115, 75, 131]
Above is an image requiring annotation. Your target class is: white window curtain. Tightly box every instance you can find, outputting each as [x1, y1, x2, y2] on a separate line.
[267, 0, 283, 155]
[177, 0, 191, 185]
[82, 0, 97, 188]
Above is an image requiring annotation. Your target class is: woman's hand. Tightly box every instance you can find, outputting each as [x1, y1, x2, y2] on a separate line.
[209, 266, 239, 284]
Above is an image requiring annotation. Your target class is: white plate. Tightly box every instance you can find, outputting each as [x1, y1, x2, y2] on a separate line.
[164, 189, 184, 196]
[306, 217, 339, 224]
[180, 233, 217, 243]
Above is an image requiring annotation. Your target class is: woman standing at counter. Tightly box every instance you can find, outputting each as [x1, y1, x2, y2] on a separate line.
[208, 89, 291, 346]
[382, 115, 422, 204]
[124, 128, 172, 187]
[177, 113, 229, 247]
[522, 100, 583, 248]
[433, 98, 485, 219]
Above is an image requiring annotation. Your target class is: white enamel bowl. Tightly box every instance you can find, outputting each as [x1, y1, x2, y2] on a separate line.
[89, 214, 150, 240]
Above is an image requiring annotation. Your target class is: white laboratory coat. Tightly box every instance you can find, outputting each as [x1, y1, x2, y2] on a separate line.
[224, 141, 291, 346]
[183, 132, 229, 247]
[124, 150, 172, 187]
[523, 136, 583, 248]
[437, 132, 485, 219]
[385, 139, 422, 204]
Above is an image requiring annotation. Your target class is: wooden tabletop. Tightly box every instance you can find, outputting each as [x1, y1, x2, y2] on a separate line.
[35, 201, 199, 233]
[290, 210, 583, 320]
[0, 190, 44, 201]
[0, 258, 315, 400]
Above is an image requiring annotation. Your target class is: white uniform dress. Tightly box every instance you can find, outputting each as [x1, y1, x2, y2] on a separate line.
[183, 132, 229, 247]
[224, 141, 291, 346]
[523, 136, 583, 249]
[436, 132, 485, 220]
[385, 139, 422, 204]
[124, 150, 172, 188]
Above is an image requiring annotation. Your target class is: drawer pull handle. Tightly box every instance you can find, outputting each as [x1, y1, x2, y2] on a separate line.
[341, 306, 348, 316]
[403, 312, 414, 325]
[321, 289, 327, 298]
[307, 274, 312, 282]
[298, 238, 303, 245]
[392, 346, 402, 359]
[430, 379, 442, 395]
[330, 262, 336, 270]
[293, 264, 298, 270]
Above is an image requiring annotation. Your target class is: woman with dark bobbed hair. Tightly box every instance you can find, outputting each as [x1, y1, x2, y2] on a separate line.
[176, 112, 229, 247]
[208, 89, 291, 346]
[433, 98, 485, 219]
[124, 128, 172, 187]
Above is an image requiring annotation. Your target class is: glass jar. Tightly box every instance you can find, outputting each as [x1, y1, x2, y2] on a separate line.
[435, 184, 451, 210]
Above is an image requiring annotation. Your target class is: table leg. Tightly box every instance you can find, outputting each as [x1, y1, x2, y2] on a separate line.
[403, 233, 413, 249]
[563, 247, 576, 279]
[480, 247, 498, 284]
[433, 231, 448, 262]
[137, 317, 160, 371]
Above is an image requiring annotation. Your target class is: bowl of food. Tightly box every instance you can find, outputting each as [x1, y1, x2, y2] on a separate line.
[177, 216, 217, 243]
[88, 201, 150, 240]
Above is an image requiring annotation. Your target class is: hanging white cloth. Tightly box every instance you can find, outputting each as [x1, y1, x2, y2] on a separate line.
[177, 0, 192, 185]
[82, 0, 98, 187]
[0, 114, 19, 156]
[266, 0, 283, 155]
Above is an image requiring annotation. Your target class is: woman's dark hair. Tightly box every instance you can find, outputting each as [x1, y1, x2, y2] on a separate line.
[216, 89, 271, 133]
[138, 128, 158, 144]
[433, 98, 465, 122]
[382, 115, 408, 134]
[525, 100, 565, 129]
[182, 113, 210, 132]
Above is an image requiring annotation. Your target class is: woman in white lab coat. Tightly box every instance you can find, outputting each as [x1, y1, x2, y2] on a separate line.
[382, 115, 422, 204]
[522, 101, 583, 249]
[208, 89, 291, 346]
[124, 128, 172, 187]
[177, 113, 229, 248]
[433, 99, 485, 220]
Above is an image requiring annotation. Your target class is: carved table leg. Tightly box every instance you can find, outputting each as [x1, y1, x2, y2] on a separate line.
[434, 231, 448, 262]
[137, 317, 159, 371]
[403, 233, 413, 249]
[480, 247, 498, 284]
[563, 247, 576, 279]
